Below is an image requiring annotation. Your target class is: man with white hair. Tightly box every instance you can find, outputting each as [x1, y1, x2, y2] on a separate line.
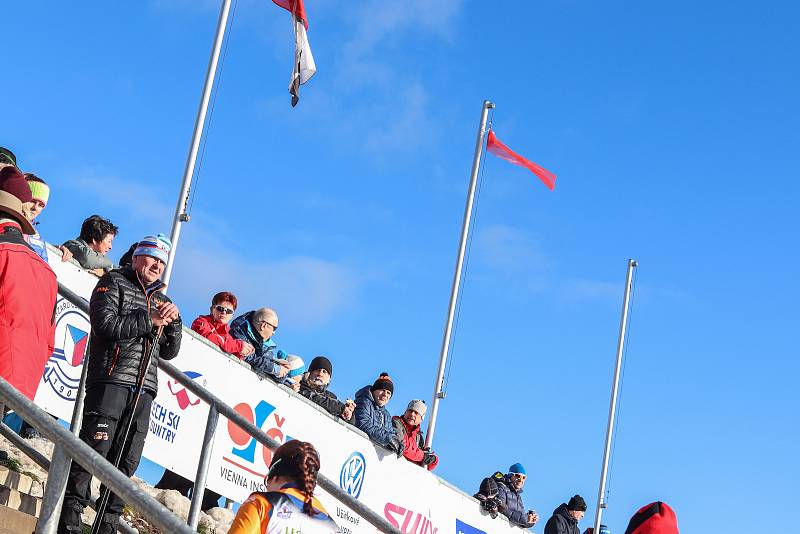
[230, 307, 291, 381]
[58, 233, 182, 534]
[392, 400, 439, 470]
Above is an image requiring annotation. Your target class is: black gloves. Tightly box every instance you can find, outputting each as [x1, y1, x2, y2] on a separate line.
[421, 452, 437, 466]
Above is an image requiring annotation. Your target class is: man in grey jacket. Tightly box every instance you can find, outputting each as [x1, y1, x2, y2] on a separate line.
[61, 214, 118, 275]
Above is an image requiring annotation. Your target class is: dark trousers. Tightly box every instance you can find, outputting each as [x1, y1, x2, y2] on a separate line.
[61, 384, 153, 522]
[155, 469, 222, 511]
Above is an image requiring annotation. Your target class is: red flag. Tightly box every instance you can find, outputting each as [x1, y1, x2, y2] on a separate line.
[486, 130, 556, 190]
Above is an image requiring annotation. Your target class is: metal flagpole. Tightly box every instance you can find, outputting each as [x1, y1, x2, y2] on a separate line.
[163, 0, 233, 287]
[425, 99, 494, 449]
[593, 258, 638, 533]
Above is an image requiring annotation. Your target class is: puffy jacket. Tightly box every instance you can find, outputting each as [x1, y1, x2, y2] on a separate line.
[392, 416, 438, 471]
[298, 378, 351, 421]
[87, 266, 182, 394]
[191, 314, 245, 357]
[61, 238, 113, 271]
[354, 385, 396, 446]
[230, 312, 285, 378]
[485, 472, 534, 528]
[0, 223, 56, 400]
[544, 504, 580, 534]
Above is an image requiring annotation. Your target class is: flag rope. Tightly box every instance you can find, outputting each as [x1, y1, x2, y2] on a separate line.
[188, 0, 240, 217]
[442, 108, 494, 394]
[605, 266, 639, 505]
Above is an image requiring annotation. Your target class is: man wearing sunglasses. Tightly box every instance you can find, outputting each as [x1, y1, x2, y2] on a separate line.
[191, 291, 255, 358]
[477, 463, 539, 528]
[230, 307, 292, 381]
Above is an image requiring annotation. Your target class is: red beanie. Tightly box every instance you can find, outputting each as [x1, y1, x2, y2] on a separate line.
[624, 502, 679, 534]
[0, 166, 33, 203]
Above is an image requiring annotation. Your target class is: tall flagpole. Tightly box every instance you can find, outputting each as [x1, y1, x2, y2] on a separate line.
[425, 99, 494, 449]
[593, 258, 638, 533]
[163, 0, 233, 287]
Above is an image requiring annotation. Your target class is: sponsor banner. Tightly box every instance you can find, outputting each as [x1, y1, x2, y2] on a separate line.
[39, 249, 528, 534]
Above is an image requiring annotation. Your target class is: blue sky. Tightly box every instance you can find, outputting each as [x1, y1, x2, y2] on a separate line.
[5, 1, 799, 531]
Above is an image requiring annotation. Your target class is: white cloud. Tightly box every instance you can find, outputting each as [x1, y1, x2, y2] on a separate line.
[171, 232, 360, 328]
[72, 168, 363, 328]
[560, 279, 621, 303]
[475, 224, 552, 274]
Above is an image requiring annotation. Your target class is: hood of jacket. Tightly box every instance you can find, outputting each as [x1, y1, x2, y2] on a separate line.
[230, 311, 276, 350]
[552, 503, 577, 525]
[392, 414, 420, 435]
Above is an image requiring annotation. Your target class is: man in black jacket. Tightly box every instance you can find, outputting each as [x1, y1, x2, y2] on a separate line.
[58, 234, 182, 534]
[544, 494, 587, 534]
[298, 356, 355, 422]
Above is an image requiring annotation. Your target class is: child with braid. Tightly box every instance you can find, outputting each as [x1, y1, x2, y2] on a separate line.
[227, 441, 342, 534]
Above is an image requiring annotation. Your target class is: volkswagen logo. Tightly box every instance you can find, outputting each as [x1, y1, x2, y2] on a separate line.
[339, 452, 366, 499]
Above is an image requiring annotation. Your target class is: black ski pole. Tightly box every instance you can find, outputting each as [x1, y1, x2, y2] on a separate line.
[90, 325, 163, 534]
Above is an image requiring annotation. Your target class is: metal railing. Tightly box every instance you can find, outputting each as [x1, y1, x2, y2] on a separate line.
[0, 382, 196, 534]
[45, 282, 403, 534]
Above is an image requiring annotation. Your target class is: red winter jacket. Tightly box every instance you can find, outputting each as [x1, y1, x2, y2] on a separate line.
[191, 314, 245, 358]
[0, 223, 57, 400]
[392, 415, 439, 471]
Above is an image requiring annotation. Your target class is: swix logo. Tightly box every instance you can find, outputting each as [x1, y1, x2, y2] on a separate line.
[384, 502, 438, 534]
[166, 371, 205, 410]
[42, 298, 90, 400]
[226, 400, 290, 470]
[339, 452, 366, 499]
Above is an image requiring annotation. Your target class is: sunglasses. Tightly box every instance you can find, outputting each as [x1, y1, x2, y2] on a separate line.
[511, 473, 527, 480]
[258, 320, 278, 332]
[214, 305, 234, 315]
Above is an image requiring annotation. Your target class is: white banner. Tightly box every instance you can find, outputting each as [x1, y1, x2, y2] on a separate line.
[37, 248, 528, 534]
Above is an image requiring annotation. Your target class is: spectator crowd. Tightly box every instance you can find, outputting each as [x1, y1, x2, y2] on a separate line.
[0, 144, 680, 533]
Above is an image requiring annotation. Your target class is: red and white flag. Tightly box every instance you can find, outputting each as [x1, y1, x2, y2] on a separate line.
[486, 130, 556, 190]
[273, 0, 316, 107]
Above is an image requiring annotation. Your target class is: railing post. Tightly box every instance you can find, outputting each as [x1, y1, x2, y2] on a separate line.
[35, 444, 72, 534]
[187, 405, 218, 529]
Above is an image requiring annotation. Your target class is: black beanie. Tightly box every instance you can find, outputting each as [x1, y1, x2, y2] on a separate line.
[568, 495, 587, 512]
[371, 372, 394, 394]
[308, 356, 333, 376]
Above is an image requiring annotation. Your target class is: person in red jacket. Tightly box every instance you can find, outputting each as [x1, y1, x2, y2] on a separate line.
[191, 291, 254, 358]
[154, 291, 254, 510]
[0, 166, 57, 401]
[391, 399, 439, 471]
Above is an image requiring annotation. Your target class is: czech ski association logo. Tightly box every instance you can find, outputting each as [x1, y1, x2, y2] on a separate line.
[167, 371, 205, 410]
[43, 298, 90, 400]
[339, 452, 366, 499]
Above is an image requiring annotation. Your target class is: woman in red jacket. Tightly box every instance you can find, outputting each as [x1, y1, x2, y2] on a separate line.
[191, 291, 254, 358]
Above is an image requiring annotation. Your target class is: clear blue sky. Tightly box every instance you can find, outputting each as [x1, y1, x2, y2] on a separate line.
[6, 1, 799, 532]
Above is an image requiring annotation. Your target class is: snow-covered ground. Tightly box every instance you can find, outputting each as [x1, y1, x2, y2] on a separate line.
[0, 433, 235, 533]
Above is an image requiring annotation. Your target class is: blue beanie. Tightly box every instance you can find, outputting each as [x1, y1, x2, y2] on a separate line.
[133, 234, 172, 263]
[508, 463, 526, 475]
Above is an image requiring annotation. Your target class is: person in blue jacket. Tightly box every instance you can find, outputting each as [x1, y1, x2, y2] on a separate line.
[354, 373, 402, 454]
[476, 463, 539, 528]
[230, 308, 291, 381]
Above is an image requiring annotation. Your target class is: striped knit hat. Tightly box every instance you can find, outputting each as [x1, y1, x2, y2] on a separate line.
[25, 175, 50, 205]
[284, 354, 306, 379]
[371, 373, 394, 394]
[133, 234, 172, 263]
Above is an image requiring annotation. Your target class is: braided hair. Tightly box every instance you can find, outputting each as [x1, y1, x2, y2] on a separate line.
[266, 440, 321, 516]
